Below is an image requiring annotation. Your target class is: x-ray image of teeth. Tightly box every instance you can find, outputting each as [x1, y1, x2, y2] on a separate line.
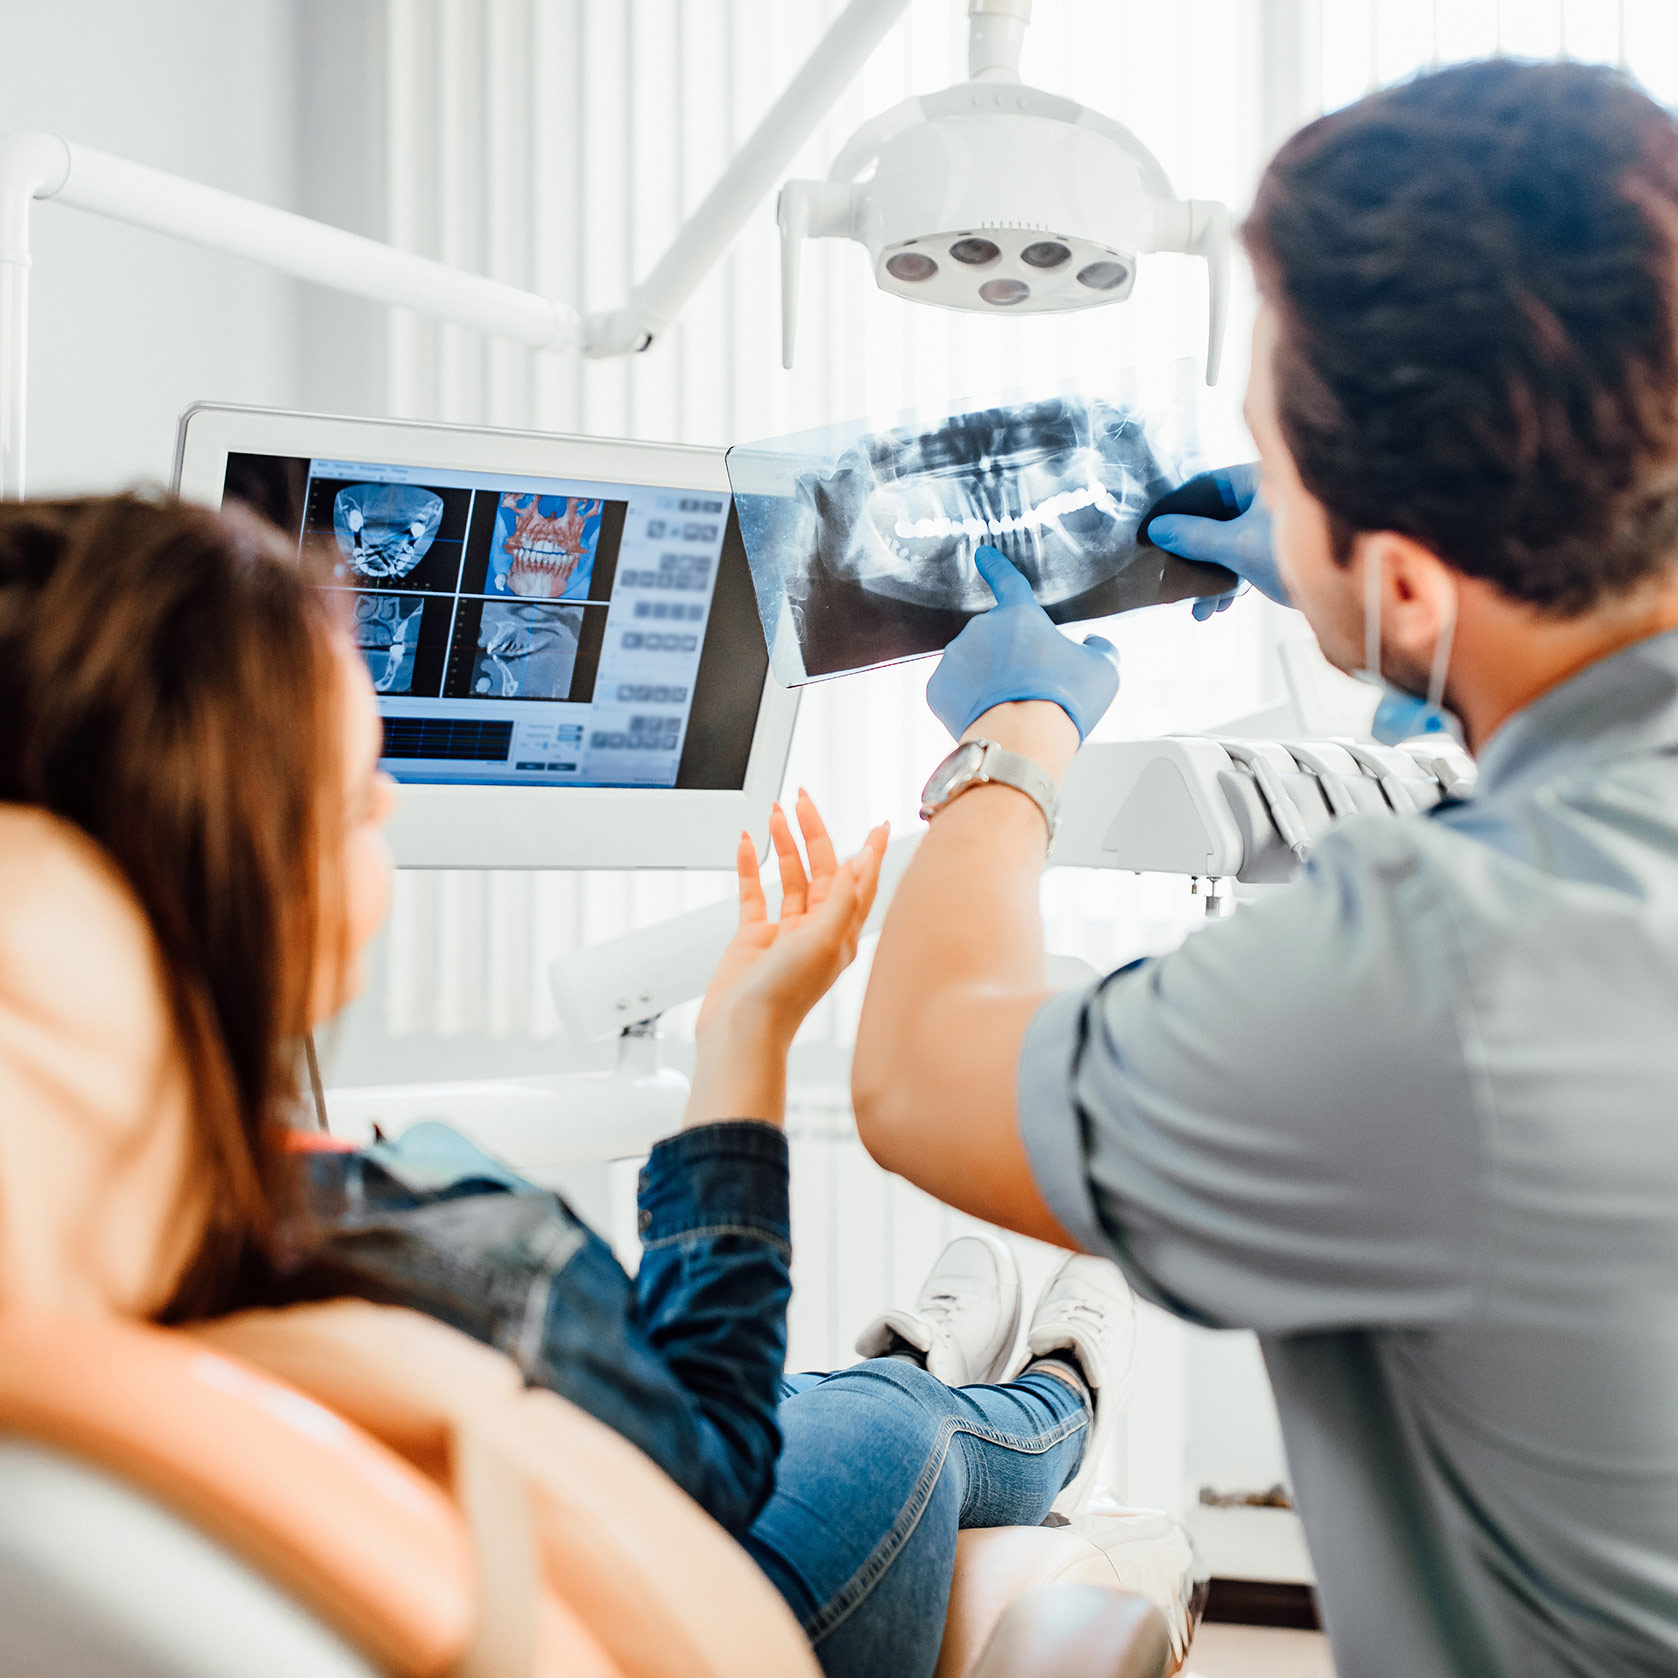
[333, 483, 444, 581]
[824, 399, 1173, 612]
[730, 391, 1236, 684]
[471, 602, 582, 700]
[353, 592, 425, 695]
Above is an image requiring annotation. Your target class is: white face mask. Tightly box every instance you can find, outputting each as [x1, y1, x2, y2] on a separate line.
[1353, 548, 1463, 747]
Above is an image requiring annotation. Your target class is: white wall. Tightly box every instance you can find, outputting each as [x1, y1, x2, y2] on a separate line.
[0, 0, 302, 492]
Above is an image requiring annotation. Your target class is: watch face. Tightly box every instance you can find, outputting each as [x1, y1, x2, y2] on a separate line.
[923, 741, 987, 808]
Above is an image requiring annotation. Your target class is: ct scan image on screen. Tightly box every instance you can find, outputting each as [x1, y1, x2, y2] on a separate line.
[221, 451, 743, 790]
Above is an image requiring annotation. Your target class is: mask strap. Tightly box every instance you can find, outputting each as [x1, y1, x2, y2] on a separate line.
[1427, 583, 1458, 712]
[1363, 548, 1383, 677]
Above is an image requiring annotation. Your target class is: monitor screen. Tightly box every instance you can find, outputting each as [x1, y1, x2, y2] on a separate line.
[221, 450, 767, 792]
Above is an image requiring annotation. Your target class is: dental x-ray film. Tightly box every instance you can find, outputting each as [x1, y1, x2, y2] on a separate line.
[728, 378, 1236, 684]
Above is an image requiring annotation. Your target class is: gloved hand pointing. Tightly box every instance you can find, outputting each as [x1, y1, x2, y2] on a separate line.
[926, 546, 1120, 741]
[1147, 462, 1290, 617]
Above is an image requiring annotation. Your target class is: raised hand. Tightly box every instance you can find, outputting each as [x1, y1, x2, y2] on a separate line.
[687, 791, 889, 1127]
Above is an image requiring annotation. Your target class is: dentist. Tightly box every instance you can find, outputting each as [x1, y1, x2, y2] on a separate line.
[853, 59, 1678, 1678]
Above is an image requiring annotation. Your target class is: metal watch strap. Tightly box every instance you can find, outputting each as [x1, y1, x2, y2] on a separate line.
[922, 739, 1061, 844]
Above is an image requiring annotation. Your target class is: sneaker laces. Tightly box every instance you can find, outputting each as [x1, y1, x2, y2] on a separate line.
[1052, 1298, 1112, 1338]
[919, 1287, 969, 1327]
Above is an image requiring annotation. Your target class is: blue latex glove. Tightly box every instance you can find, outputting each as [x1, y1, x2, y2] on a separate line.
[1148, 462, 1289, 617]
[926, 546, 1120, 741]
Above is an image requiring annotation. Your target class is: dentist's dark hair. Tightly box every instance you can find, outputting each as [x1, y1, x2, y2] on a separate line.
[0, 493, 345, 1318]
[1244, 58, 1678, 613]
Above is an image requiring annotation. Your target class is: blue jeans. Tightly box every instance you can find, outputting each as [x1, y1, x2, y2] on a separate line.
[279, 1120, 1089, 1674]
[746, 1361, 1089, 1678]
[281, 1119, 795, 1535]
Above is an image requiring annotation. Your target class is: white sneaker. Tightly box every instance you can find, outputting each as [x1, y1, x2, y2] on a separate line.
[1016, 1254, 1137, 1517]
[855, 1233, 1021, 1386]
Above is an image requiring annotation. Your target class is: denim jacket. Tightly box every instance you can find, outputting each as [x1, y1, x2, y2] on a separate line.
[277, 1120, 792, 1537]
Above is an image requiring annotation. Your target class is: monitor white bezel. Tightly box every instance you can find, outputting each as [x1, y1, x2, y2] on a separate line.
[174, 403, 799, 870]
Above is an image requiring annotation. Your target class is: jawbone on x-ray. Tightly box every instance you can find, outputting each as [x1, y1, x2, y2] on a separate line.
[472, 601, 582, 699]
[490, 493, 603, 599]
[353, 592, 424, 695]
[820, 398, 1173, 611]
[731, 395, 1236, 682]
[333, 483, 444, 581]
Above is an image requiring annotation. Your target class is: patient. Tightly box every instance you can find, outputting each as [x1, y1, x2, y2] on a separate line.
[0, 494, 1135, 1678]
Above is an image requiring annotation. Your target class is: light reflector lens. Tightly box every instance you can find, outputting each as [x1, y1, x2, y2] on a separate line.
[1021, 240, 1071, 269]
[950, 237, 1001, 266]
[978, 278, 1030, 306]
[1077, 260, 1130, 291]
[887, 251, 939, 283]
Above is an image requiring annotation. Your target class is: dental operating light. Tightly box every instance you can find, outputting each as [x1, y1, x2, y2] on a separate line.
[778, 0, 1231, 382]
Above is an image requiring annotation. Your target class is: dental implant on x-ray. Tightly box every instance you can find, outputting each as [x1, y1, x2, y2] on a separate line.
[777, 0, 1230, 379]
[332, 483, 444, 582]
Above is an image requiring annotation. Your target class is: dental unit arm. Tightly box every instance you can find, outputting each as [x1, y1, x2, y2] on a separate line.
[1054, 736, 1478, 912]
[778, 1, 1231, 381]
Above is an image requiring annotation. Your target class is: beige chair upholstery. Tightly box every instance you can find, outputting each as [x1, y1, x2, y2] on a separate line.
[0, 1301, 1190, 1677]
[939, 1526, 1136, 1678]
[938, 1511, 1201, 1678]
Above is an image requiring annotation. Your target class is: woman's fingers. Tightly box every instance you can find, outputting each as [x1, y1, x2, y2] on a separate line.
[850, 824, 888, 928]
[736, 830, 768, 927]
[769, 801, 810, 916]
[796, 789, 840, 907]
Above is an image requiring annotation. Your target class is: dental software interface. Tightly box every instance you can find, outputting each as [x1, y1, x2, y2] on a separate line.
[226, 454, 733, 788]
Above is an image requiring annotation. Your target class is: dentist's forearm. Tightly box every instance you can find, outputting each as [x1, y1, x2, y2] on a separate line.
[852, 700, 1078, 1242]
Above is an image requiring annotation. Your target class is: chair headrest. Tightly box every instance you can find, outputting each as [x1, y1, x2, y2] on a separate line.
[0, 805, 194, 1315]
[0, 1311, 474, 1675]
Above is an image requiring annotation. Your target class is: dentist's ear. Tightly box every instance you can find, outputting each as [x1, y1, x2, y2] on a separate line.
[1360, 532, 1457, 670]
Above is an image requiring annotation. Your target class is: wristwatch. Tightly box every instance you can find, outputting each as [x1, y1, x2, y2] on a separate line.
[919, 739, 1061, 845]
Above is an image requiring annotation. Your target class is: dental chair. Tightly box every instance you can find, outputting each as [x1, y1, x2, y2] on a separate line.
[0, 807, 1200, 1676]
[0, 1303, 1195, 1677]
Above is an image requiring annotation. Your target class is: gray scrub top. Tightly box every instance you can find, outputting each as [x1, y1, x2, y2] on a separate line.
[1019, 628, 1678, 1677]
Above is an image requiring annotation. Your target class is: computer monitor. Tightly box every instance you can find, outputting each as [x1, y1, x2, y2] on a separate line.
[174, 404, 798, 869]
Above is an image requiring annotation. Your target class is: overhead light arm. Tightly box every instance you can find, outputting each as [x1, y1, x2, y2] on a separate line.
[968, 0, 1033, 82]
[587, 0, 913, 357]
[1154, 197, 1232, 386]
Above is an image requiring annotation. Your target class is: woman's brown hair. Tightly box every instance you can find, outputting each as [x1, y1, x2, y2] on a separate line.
[0, 493, 345, 1317]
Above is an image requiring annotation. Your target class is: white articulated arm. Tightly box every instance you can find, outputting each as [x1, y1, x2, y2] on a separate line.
[1155, 196, 1232, 386]
[0, 132, 71, 498]
[0, 129, 580, 497]
[968, 0, 1034, 83]
[778, 181, 860, 369]
[1189, 200, 1231, 387]
[586, 0, 912, 358]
